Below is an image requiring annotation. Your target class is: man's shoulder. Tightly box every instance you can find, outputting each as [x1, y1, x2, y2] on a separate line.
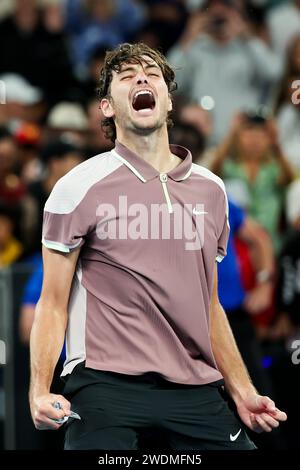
[45, 150, 122, 214]
[55, 150, 121, 189]
[191, 162, 226, 196]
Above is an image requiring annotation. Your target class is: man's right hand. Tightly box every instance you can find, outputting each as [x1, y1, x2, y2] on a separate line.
[30, 393, 71, 430]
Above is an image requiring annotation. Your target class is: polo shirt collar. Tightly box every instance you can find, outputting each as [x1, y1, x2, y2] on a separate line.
[112, 140, 193, 183]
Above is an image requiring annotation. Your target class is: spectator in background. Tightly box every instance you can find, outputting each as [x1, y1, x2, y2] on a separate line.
[218, 198, 285, 449]
[65, 0, 146, 76]
[218, 200, 274, 381]
[19, 254, 43, 344]
[267, 0, 300, 57]
[0, 127, 26, 205]
[0, 74, 44, 126]
[46, 102, 89, 147]
[275, 33, 300, 112]
[274, 180, 300, 340]
[0, 0, 75, 105]
[276, 35, 300, 175]
[86, 99, 113, 156]
[80, 45, 108, 103]
[171, 97, 213, 164]
[173, 97, 213, 142]
[210, 111, 294, 251]
[0, 204, 23, 268]
[134, 0, 189, 53]
[168, 0, 283, 144]
[169, 122, 206, 163]
[13, 121, 43, 184]
[25, 139, 84, 254]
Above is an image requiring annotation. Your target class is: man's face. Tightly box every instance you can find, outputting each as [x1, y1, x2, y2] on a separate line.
[100, 56, 172, 137]
[237, 125, 271, 159]
[0, 138, 18, 174]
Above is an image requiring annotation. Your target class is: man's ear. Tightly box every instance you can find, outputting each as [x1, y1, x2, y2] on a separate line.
[168, 95, 173, 112]
[100, 98, 115, 118]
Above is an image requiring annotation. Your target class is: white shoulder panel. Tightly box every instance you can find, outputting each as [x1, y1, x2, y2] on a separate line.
[191, 163, 228, 216]
[44, 152, 123, 214]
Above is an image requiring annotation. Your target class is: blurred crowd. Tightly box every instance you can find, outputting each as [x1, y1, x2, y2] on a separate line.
[0, 0, 300, 450]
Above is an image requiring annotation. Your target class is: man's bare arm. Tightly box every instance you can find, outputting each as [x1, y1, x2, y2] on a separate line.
[210, 265, 287, 432]
[238, 217, 275, 314]
[29, 245, 80, 430]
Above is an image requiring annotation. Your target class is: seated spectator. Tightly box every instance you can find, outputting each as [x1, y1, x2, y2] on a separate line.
[0, 203, 23, 268]
[210, 111, 294, 251]
[168, 0, 283, 144]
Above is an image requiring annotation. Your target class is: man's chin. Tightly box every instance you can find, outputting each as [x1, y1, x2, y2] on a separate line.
[131, 121, 163, 135]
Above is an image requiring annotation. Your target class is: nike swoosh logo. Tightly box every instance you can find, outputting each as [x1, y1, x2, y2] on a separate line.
[230, 429, 242, 442]
[193, 208, 208, 215]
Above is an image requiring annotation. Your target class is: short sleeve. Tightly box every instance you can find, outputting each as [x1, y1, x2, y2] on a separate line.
[42, 176, 93, 253]
[216, 190, 230, 263]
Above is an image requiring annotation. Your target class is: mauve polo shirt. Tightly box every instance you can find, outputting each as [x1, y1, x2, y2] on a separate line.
[42, 140, 229, 385]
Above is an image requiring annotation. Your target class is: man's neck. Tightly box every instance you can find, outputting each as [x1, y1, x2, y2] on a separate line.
[116, 127, 182, 174]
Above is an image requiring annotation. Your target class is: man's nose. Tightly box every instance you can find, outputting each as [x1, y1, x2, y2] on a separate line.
[136, 73, 148, 85]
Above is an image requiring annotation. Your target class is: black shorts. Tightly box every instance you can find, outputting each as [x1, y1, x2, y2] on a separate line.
[63, 363, 256, 450]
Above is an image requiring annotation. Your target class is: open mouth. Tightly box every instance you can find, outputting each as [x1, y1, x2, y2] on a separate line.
[132, 90, 156, 112]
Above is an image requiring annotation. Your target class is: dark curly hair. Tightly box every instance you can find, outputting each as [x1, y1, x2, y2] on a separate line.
[97, 43, 177, 142]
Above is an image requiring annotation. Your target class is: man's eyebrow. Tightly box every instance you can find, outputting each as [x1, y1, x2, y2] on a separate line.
[118, 66, 136, 74]
[118, 64, 161, 74]
[144, 64, 161, 71]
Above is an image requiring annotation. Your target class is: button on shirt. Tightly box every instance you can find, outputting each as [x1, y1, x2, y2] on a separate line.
[42, 140, 230, 385]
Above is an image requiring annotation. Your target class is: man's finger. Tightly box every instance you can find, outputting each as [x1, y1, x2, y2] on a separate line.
[55, 396, 71, 415]
[250, 413, 263, 433]
[255, 415, 272, 432]
[34, 413, 62, 431]
[38, 403, 65, 420]
[260, 412, 279, 429]
[268, 408, 287, 421]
